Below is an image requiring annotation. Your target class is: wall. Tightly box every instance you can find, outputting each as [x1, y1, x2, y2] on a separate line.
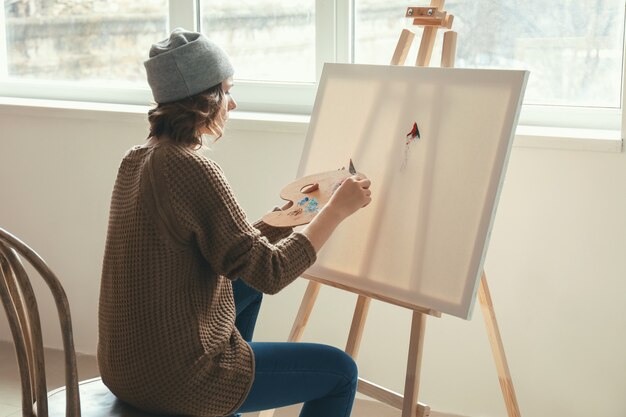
[0, 103, 624, 417]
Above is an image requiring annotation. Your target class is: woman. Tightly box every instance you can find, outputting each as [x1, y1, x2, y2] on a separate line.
[98, 28, 372, 417]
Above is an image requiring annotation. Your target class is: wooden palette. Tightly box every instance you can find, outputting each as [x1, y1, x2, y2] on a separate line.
[262, 169, 353, 227]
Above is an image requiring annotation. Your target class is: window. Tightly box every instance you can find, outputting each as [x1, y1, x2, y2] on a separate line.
[355, 0, 626, 130]
[199, 0, 316, 83]
[2, 0, 167, 84]
[1, 0, 625, 134]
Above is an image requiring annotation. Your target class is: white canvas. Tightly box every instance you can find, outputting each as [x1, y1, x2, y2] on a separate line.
[298, 63, 528, 319]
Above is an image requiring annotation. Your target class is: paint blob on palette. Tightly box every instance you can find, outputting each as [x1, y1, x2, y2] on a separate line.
[298, 196, 320, 213]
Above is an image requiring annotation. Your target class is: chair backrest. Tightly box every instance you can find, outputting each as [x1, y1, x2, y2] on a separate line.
[0, 227, 80, 417]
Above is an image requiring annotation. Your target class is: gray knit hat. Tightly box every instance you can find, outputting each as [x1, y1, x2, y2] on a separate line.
[144, 28, 234, 104]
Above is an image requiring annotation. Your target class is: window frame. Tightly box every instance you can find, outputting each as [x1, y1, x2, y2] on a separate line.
[622, 11, 626, 139]
[0, 2, 7, 79]
[0, 0, 623, 143]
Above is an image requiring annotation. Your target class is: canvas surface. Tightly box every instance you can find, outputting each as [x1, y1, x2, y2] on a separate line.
[298, 63, 528, 319]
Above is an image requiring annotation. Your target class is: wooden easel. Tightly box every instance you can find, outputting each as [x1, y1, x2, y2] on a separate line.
[261, 2, 521, 416]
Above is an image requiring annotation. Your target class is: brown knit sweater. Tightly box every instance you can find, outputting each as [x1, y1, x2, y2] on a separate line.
[98, 143, 316, 417]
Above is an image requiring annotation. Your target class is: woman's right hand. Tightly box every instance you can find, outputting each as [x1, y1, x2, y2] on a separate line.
[301, 174, 372, 253]
[326, 175, 372, 220]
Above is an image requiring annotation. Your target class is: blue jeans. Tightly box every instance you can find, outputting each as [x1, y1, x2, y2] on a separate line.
[229, 279, 358, 417]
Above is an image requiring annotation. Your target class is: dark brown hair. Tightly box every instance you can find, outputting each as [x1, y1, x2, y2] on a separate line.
[147, 83, 227, 148]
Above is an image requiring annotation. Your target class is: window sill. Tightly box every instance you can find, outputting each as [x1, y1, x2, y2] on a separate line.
[0, 97, 622, 153]
[0, 96, 149, 123]
[514, 125, 623, 153]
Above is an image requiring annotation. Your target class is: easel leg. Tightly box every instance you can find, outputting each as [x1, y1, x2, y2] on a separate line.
[391, 29, 416, 66]
[288, 280, 321, 342]
[415, 0, 445, 67]
[402, 311, 429, 417]
[258, 281, 321, 417]
[345, 295, 371, 358]
[440, 30, 457, 68]
[479, 272, 522, 417]
[416, 26, 438, 67]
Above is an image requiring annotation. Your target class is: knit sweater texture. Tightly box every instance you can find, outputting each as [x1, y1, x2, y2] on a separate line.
[98, 143, 317, 417]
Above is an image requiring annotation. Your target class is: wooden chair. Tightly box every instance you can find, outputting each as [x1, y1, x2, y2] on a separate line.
[0, 227, 159, 417]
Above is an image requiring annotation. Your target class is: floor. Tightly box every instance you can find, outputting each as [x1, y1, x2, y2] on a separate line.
[0, 341, 458, 417]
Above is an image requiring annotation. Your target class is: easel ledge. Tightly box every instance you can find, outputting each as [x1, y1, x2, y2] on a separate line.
[303, 273, 442, 318]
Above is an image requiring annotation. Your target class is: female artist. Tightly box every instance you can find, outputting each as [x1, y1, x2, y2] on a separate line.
[98, 28, 372, 417]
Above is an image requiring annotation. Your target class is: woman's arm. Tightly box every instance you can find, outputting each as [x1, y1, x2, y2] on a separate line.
[251, 206, 293, 244]
[160, 149, 315, 294]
